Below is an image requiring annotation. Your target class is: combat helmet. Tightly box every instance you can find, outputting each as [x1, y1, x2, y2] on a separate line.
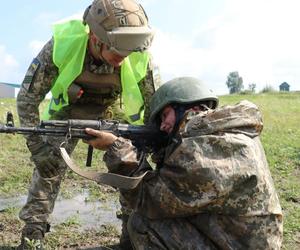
[149, 77, 219, 123]
[83, 0, 154, 56]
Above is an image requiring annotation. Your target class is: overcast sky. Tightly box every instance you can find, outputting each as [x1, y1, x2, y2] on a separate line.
[1, 0, 299, 95]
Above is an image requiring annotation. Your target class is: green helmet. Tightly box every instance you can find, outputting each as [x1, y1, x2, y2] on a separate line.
[149, 77, 219, 123]
[83, 0, 154, 56]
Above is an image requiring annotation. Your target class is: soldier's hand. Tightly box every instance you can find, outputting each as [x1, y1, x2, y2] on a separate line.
[28, 141, 60, 178]
[83, 128, 117, 151]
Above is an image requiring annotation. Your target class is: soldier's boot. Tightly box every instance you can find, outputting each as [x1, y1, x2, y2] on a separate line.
[17, 223, 50, 250]
[119, 214, 133, 250]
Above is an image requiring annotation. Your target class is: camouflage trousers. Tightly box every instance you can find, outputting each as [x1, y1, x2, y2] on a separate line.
[127, 213, 217, 250]
[19, 136, 78, 223]
[127, 213, 283, 250]
[19, 104, 112, 224]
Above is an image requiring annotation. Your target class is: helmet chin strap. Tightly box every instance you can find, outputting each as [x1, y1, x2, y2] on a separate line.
[94, 41, 106, 62]
[89, 33, 107, 63]
[168, 104, 187, 138]
[96, 42, 107, 63]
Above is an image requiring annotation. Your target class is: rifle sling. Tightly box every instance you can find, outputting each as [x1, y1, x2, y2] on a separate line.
[60, 147, 147, 190]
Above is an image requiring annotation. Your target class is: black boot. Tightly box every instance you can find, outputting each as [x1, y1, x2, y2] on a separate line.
[119, 214, 133, 250]
[17, 223, 50, 250]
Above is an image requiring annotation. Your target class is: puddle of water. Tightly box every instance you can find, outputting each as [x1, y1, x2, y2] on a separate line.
[0, 196, 27, 211]
[0, 191, 121, 231]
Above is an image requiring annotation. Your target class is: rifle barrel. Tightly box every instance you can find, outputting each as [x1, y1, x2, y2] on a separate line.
[0, 125, 66, 136]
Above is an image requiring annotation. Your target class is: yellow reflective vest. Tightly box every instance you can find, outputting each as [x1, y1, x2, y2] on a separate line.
[43, 20, 149, 125]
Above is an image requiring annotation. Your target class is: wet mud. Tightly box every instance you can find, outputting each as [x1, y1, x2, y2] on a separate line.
[0, 191, 121, 231]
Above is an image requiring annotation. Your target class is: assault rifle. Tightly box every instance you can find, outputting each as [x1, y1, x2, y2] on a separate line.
[0, 112, 167, 167]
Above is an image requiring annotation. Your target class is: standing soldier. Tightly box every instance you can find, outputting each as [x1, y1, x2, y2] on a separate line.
[84, 77, 283, 249]
[16, 0, 156, 249]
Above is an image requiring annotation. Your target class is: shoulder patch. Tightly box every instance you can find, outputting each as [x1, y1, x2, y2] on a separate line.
[22, 58, 40, 91]
[152, 65, 162, 91]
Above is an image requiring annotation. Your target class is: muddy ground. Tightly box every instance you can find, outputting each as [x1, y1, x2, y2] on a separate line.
[0, 186, 123, 249]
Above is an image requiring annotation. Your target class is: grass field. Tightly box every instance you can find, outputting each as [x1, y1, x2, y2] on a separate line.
[0, 92, 300, 249]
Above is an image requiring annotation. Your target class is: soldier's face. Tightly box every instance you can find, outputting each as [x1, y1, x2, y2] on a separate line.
[160, 105, 176, 134]
[101, 44, 126, 67]
[89, 33, 126, 67]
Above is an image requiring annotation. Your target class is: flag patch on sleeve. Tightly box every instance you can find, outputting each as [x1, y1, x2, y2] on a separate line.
[22, 58, 40, 91]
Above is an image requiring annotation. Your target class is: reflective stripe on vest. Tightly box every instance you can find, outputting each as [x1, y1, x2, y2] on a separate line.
[121, 52, 149, 125]
[42, 19, 148, 125]
[42, 20, 89, 120]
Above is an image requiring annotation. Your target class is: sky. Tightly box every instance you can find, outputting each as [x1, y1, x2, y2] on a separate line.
[1, 0, 300, 95]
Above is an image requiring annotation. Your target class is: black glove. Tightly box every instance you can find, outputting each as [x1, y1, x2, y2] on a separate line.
[27, 140, 60, 178]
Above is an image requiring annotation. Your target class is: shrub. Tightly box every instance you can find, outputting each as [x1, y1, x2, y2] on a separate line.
[260, 85, 276, 93]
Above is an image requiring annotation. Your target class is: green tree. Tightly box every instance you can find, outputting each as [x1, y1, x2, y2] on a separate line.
[226, 71, 244, 94]
[248, 83, 256, 93]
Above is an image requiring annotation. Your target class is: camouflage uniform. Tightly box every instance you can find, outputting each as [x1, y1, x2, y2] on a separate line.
[103, 100, 283, 249]
[17, 38, 155, 226]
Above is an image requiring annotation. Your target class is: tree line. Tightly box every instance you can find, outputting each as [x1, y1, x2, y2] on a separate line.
[225, 71, 279, 94]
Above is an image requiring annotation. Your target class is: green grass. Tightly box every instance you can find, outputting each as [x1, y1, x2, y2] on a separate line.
[0, 98, 116, 198]
[61, 214, 82, 227]
[0, 93, 300, 248]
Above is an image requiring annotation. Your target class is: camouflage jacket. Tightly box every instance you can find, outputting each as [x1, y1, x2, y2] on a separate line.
[104, 100, 283, 249]
[17, 38, 156, 146]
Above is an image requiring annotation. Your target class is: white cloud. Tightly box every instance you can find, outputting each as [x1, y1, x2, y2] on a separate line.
[34, 12, 60, 26]
[150, 27, 237, 94]
[150, 29, 207, 81]
[0, 45, 19, 82]
[53, 12, 83, 24]
[209, 0, 300, 91]
[29, 40, 47, 57]
[150, 0, 300, 94]
[139, 0, 159, 6]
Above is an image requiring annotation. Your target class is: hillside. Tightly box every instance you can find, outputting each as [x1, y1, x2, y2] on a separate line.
[0, 92, 299, 249]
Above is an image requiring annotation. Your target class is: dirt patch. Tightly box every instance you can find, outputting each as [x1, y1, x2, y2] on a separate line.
[0, 211, 121, 249]
[0, 191, 122, 249]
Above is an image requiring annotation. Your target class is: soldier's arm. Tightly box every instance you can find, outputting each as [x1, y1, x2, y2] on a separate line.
[103, 137, 140, 176]
[104, 134, 259, 220]
[17, 39, 58, 143]
[138, 56, 158, 123]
